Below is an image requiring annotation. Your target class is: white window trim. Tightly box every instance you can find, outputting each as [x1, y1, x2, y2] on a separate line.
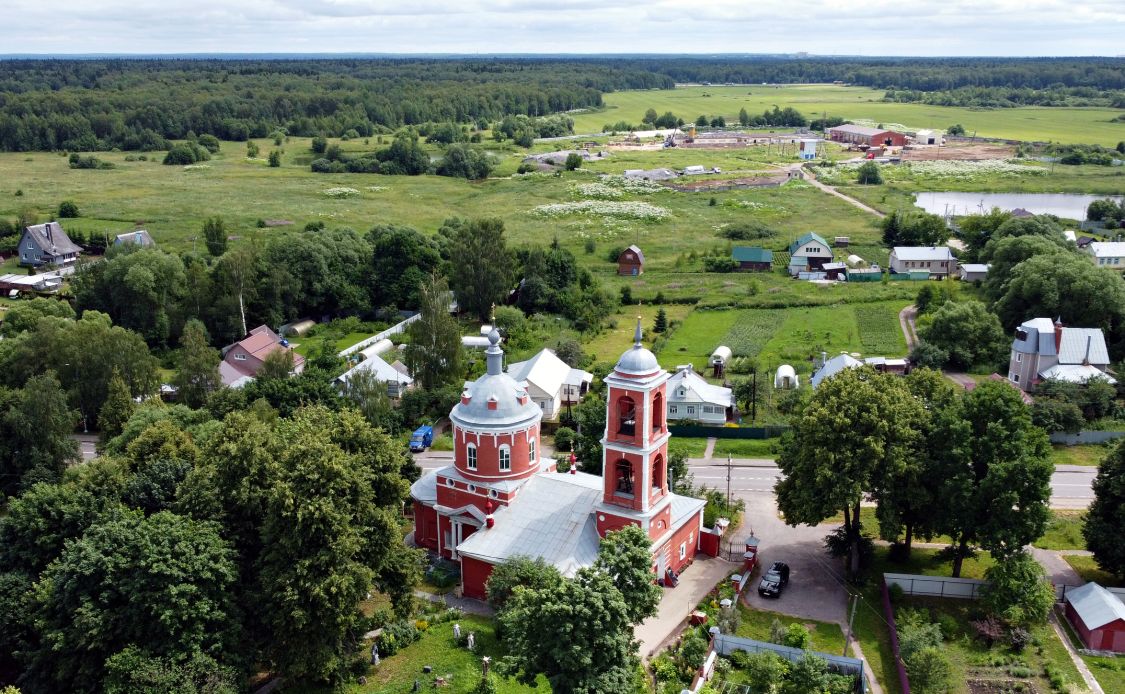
[528, 438, 536, 466]
[678, 542, 687, 560]
[499, 445, 511, 472]
[234, 353, 247, 361]
[466, 444, 477, 471]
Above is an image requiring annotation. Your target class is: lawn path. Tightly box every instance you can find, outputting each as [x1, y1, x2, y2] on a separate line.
[898, 305, 918, 352]
[801, 168, 887, 218]
[1049, 609, 1105, 694]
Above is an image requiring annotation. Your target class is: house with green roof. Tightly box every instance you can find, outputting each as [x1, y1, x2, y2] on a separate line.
[731, 246, 773, 272]
[786, 232, 833, 276]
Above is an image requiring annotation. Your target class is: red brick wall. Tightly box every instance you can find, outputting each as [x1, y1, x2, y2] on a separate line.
[460, 556, 494, 601]
[662, 509, 703, 573]
[454, 427, 539, 483]
[597, 511, 640, 537]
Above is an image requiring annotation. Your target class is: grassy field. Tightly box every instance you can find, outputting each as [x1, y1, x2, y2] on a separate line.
[658, 299, 909, 376]
[344, 614, 541, 694]
[1050, 443, 1111, 467]
[711, 438, 780, 459]
[734, 605, 847, 655]
[1033, 511, 1086, 552]
[572, 84, 1125, 146]
[1062, 555, 1123, 588]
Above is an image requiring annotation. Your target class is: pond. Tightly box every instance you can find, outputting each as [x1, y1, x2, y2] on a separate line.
[913, 192, 1124, 220]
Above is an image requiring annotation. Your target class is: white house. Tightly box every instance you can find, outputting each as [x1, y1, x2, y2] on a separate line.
[889, 247, 958, 277]
[666, 366, 734, 424]
[506, 348, 593, 418]
[810, 353, 864, 389]
[1087, 242, 1125, 269]
[336, 351, 414, 398]
[958, 263, 990, 282]
[787, 232, 834, 276]
[912, 129, 943, 146]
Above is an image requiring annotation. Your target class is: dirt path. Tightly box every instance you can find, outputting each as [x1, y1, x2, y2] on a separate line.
[898, 305, 918, 352]
[801, 169, 886, 219]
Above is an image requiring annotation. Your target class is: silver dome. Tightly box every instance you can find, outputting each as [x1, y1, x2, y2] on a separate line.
[614, 318, 660, 376]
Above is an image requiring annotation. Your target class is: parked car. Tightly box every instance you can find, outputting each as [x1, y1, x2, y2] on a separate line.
[409, 425, 434, 453]
[757, 561, 790, 598]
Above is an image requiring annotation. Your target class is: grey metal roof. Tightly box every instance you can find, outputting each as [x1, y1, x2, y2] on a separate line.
[337, 352, 414, 386]
[410, 471, 438, 504]
[1011, 318, 1058, 356]
[455, 472, 604, 577]
[1058, 328, 1110, 366]
[23, 222, 83, 257]
[829, 124, 889, 137]
[1040, 364, 1117, 384]
[669, 493, 707, 528]
[811, 354, 864, 388]
[1066, 582, 1125, 630]
[114, 229, 155, 247]
[892, 246, 954, 261]
[625, 244, 645, 264]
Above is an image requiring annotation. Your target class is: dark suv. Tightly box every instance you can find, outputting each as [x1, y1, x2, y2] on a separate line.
[757, 561, 790, 598]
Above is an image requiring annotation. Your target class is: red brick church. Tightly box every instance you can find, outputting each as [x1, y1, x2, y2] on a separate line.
[410, 321, 710, 599]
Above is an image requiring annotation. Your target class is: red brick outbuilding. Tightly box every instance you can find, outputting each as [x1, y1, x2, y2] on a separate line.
[1064, 582, 1125, 653]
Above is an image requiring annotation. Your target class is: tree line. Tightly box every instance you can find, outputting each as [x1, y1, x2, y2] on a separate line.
[1, 56, 1122, 152]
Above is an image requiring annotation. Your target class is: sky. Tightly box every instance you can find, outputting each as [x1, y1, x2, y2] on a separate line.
[4, 0, 1125, 57]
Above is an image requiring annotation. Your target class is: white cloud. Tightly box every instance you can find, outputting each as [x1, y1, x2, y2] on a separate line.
[2, 0, 1123, 55]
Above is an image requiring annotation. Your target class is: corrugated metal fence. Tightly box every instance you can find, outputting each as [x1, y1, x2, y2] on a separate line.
[338, 313, 420, 358]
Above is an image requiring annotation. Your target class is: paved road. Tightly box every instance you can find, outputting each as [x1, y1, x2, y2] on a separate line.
[72, 433, 98, 461]
[684, 459, 1094, 508]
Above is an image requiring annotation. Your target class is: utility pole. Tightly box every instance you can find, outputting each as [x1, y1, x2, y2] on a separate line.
[750, 369, 758, 422]
[843, 593, 859, 656]
[726, 453, 733, 511]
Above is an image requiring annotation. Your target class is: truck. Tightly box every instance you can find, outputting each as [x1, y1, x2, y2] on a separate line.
[409, 425, 434, 453]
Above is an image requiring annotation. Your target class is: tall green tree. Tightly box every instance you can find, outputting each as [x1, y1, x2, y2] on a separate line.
[485, 556, 564, 611]
[572, 392, 607, 473]
[957, 207, 1013, 261]
[257, 348, 296, 381]
[0, 373, 80, 495]
[445, 217, 515, 322]
[257, 406, 410, 684]
[367, 224, 442, 310]
[919, 300, 1008, 370]
[203, 217, 227, 257]
[404, 275, 463, 390]
[98, 368, 135, 442]
[881, 210, 948, 247]
[594, 526, 662, 624]
[25, 511, 239, 693]
[0, 297, 75, 336]
[499, 568, 639, 694]
[173, 319, 221, 408]
[72, 247, 189, 346]
[980, 550, 1055, 626]
[104, 646, 239, 694]
[933, 381, 1052, 576]
[872, 369, 958, 556]
[1083, 439, 1125, 580]
[775, 367, 925, 578]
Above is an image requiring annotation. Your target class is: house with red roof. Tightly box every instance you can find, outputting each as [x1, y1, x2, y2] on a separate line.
[219, 325, 305, 387]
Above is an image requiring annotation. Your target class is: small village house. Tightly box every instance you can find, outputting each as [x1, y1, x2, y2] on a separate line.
[113, 229, 155, 248]
[958, 263, 990, 282]
[787, 232, 834, 276]
[822, 262, 847, 280]
[827, 124, 908, 148]
[811, 352, 908, 388]
[1007, 317, 1115, 391]
[617, 245, 645, 276]
[731, 246, 773, 272]
[911, 129, 943, 146]
[889, 246, 958, 277]
[506, 348, 593, 418]
[1086, 241, 1125, 269]
[220, 325, 306, 387]
[337, 351, 413, 398]
[666, 365, 734, 424]
[1064, 582, 1125, 653]
[17, 222, 82, 268]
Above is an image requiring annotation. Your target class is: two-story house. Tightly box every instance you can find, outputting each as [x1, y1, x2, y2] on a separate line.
[17, 222, 82, 268]
[888, 246, 958, 277]
[1008, 317, 1116, 391]
[219, 325, 306, 387]
[787, 232, 834, 276]
[506, 348, 593, 418]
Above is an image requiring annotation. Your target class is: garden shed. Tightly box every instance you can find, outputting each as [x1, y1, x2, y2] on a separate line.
[1064, 582, 1125, 653]
[617, 245, 645, 276]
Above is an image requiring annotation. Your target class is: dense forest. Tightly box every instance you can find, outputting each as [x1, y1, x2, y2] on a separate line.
[0, 56, 1122, 152]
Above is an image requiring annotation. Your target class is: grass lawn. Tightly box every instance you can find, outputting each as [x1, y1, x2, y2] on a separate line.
[1034, 511, 1087, 552]
[583, 302, 693, 365]
[872, 545, 995, 581]
[1050, 443, 1111, 467]
[711, 438, 780, 459]
[571, 84, 1125, 146]
[735, 604, 847, 655]
[667, 436, 708, 458]
[346, 614, 542, 694]
[430, 434, 455, 452]
[891, 597, 1085, 694]
[1062, 555, 1124, 588]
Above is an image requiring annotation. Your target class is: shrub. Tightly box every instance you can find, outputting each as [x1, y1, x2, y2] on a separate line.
[57, 200, 79, 218]
[162, 142, 210, 165]
[720, 221, 777, 240]
[703, 256, 739, 273]
[1008, 626, 1031, 653]
[310, 136, 327, 154]
[564, 152, 583, 170]
[554, 427, 575, 452]
[906, 646, 954, 694]
[729, 649, 751, 669]
[679, 632, 708, 670]
[378, 620, 420, 656]
[196, 134, 221, 153]
[268, 150, 281, 167]
[781, 623, 811, 649]
[856, 161, 883, 185]
[971, 615, 1005, 647]
[68, 153, 113, 169]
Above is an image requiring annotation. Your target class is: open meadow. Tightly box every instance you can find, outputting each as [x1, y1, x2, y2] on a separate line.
[572, 84, 1125, 146]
